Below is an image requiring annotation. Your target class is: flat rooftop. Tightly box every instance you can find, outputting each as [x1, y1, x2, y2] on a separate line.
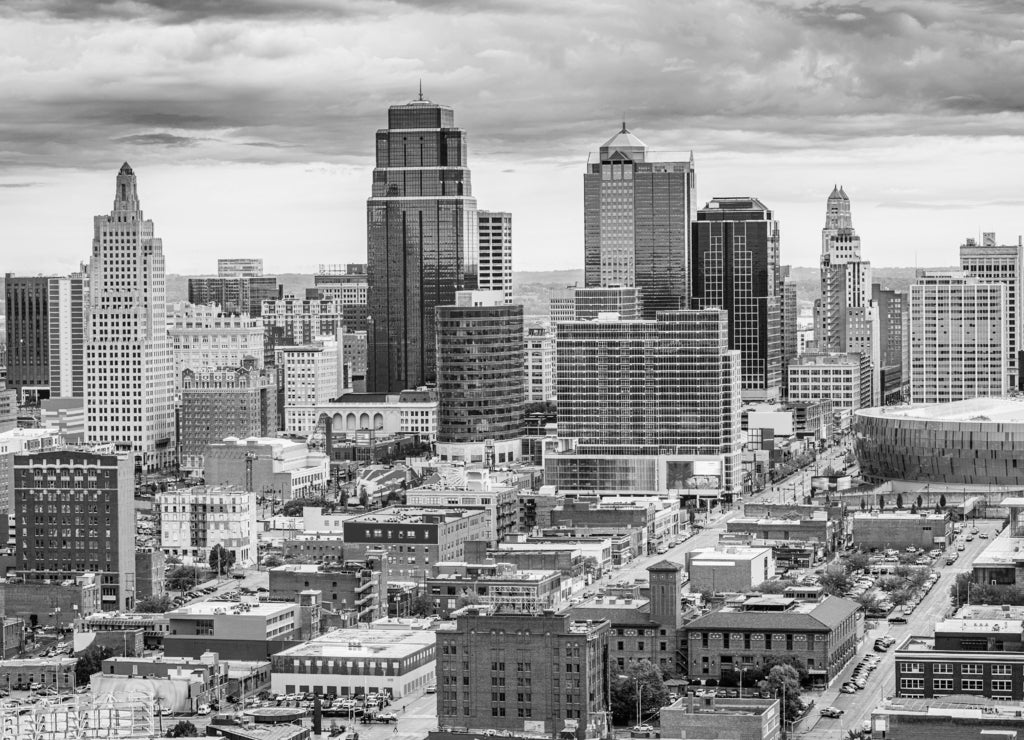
[429, 570, 557, 583]
[971, 530, 1024, 568]
[858, 397, 1024, 424]
[691, 547, 770, 562]
[934, 617, 1024, 634]
[348, 506, 480, 523]
[875, 693, 1024, 719]
[167, 601, 294, 618]
[274, 628, 436, 659]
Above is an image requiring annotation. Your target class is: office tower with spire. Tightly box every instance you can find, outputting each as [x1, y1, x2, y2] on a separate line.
[584, 123, 694, 318]
[85, 163, 175, 470]
[813, 187, 881, 405]
[692, 197, 782, 401]
[960, 232, 1023, 389]
[366, 90, 478, 392]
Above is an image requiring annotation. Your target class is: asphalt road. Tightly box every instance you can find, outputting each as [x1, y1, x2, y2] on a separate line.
[793, 522, 998, 739]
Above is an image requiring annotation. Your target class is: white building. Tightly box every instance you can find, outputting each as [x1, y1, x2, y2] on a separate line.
[47, 272, 87, 399]
[686, 545, 775, 593]
[0, 428, 63, 514]
[217, 258, 264, 278]
[909, 270, 1008, 404]
[478, 211, 513, 305]
[787, 352, 871, 428]
[525, 324, 556, 403]
[85, 163, 176, 470]
[157, 485, 258, 566]
[40, 398, 85, 443]
[167, 302, 265, 396]
[270, 625, 437, 699]
[960, 233, 1023, 388]
[204, 436, 330, 501]
[282, 339, 344, 435]
[311, 388, 439, 440]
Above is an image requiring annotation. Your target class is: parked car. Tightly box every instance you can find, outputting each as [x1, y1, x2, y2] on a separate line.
[888, 615, 908, 624]
[840, 683, 857, 694]
[197, 704, 211, 716]
[820, 706, 845, 718]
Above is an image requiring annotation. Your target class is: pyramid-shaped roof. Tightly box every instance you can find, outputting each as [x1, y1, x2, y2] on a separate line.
[601, 125, 646, 151]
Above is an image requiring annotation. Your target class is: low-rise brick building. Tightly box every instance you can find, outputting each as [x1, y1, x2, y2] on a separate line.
[850, 510, 952, 551]
[268, 561, 386, 622]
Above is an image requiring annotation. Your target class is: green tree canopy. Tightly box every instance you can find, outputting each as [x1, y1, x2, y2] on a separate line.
[166, 566, 201, 591]
[409, 594, 434, 617]
[262, 554, 284, 568]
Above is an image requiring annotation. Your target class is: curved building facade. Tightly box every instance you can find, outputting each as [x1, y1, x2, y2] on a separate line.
[854, 398, 1024, 485]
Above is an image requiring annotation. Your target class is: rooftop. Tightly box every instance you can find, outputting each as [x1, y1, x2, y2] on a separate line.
[690, 546, 772, 563]
[874, 693, 1024, 720]
[934, 618, 1024, 634]
[850, 510, 946, 520]
[687, 595, 859, 631]
[167, 601, 295, 618]
[970, 530, 1024, 568]
[857, 397, 1024, 424]
[274, 627, 436, 659]
[348, 506, 482, 524]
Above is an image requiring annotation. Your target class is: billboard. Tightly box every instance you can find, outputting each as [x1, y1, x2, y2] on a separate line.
[667, 460, 722, 490]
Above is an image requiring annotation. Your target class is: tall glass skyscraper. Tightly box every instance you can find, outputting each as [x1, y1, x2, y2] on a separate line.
[583, 124, 694, 318]
[366, 96, 478, 392]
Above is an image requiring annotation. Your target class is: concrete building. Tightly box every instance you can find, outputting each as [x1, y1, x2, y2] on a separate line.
[547, 309, 742, 498]
[692, 197, 782, 402]
[262, 297, 350, 349]
[204, 436, 330, 502]
[217, 258, 263, 278]
[871, 695, 1024, 740]
[960, 232, 1022, 388]
[567, 560, 691, 675]
[271, 624, 437, 699]
[684, 593, 860, 686]
[269, 562, 386, 622]
[779, 266, 799, 397]
[188, 276, 281, 318]
[426, 561, 562, 617]
[525, 325, 556, 403]
[167, 302, 266, 397]
[584, 124, 694, 318]
[40, 397, 85, 442]
[0, 427, 63, 514]
[787, 352, 872, 429]
[164, 596, 319, 660]
[478, 211, 513, 304]
[85, 164, 175, 470]
[909, 270, 1008, 404]
[180, 362, 278, 475]
[855, 399, 1024, 486]
[549, 495, 681, 553]
[572, 286, 642, 320]
[135, 549, 165, 600]
[77, 611, 170, 648]
[157, 485, 258, 567]
[849, 510, 952, 551]
[686, 546, 775, 594]
[342, 507, 490, 580]
[0, 383, 14, 434]
[660, 695, 781, 740]
[0, 574, 101, 629]
[405, 486, 519, 547]
[314, 388, 438, 443]
[282, 339, 344, 435]
[436, 291, 525, 465]
[0, 618, 24, 660]
[14, 448, 135, 610]
[0, 657, 75, 691]
[726, 510, 840, 566]
[972, 500, 1024, 587]
[436, 607, 610, 740]
[873, 283, 908, 404]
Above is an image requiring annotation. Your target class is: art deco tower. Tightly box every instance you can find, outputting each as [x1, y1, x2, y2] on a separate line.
[366, 94, 478, 392]
[85, 163, 175, 470]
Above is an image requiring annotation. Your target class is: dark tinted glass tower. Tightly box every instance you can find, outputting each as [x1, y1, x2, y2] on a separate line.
[692, 197, 782, 401]
[4, 275, 50, 401]
[367, 96, 478, 392]
[583, 124, 694, 318]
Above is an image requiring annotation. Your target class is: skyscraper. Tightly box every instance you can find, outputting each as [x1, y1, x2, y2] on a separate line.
[5, 275, 50, 403]
[909, 270, 1008, 404]
[959, 233, 1023, 388]
[872, 283, 908, 403]
[47, 273, 87, 400]
[692, 197, 782, 401]
[477, 211, 513, 304]
[366, 95, 478, 392]
[85, 163, 175, 470]
[779, 265, 799, 397]
[584, 124, 694, 318]
[813, 187, 881, 404]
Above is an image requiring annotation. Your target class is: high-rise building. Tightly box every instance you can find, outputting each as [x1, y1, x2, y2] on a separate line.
[692, 197, 782, 401]
[477, 211, 513, 304]
[960, 233, 1023, 388]
[583, 124, 694, 318]
[46, 273, 87, 400]
[546, 309, 742, 496]
[4, 275, 50, 403]
[305, 264, 369, 333]
[573, 286, 642, 320]
[787, 352, 872, 429]
[909, 270, 1008, 404]
[281, 338, 344, 435]
[435, 291, 525, 465]
[85, 164, 175, 470]
[262, 296, 348, 348]
[814, 187, 880, 404]
[187, 276, 281, 317]
[366, 95, 478, 393]
[168, 302, 266, 397]
[525, 325, 556, 403]
[872, 284, 908, 404]
[437, 608, 610, 740]
[779, 266, 799, 397]
[217, 258, 264, 278]
[180, 361, 278, 475]
[14, 448, 136, 610]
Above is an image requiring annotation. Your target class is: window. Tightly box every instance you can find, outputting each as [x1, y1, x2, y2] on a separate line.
[960, 679, 984, 692]
[992, 680, 1013, 692]
[933, 663, 953, 675]
[900, 663, 922, 674]
[899, 678, 923, 690]
[932, 679, 953, 691]
[962, 664, 983, 675]
[992, 664, 1012, 676]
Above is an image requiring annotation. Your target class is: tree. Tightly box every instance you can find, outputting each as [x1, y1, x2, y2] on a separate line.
[409, 594, 434, 617]
[164, 554, 182, 565]
[818, 566, 852, 596]
[454, 590, 481, 609]
[135, 595, 172, 613]
[278, 497, 329, 517]
[610, 660, 669, 726]
[262, 554, 284, 569]
[844, 552, 870, 574]
[209, 544, 236, 575]
[896, 493, 904, 509]
[75, 645, 114, 685]
[166, 721, 198, 738]
[916, 494, 923, 510]
[878, 495, 885, 511]
[949, 572, 1024, 610]
[860, 497, 866, 511]
[754, 580, 795, 594]
[854, 591, 881, 612]
[939, 494, 947, 509]
[166, 566, 201, 591]
[759, 664, 803, 725]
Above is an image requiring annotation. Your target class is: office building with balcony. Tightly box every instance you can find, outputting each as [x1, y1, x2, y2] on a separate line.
[405, 486, 519, 547]
[426, 561, 562, 617]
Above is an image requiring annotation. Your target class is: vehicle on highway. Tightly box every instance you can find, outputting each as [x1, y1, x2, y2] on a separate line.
[820, 706, 845, 718]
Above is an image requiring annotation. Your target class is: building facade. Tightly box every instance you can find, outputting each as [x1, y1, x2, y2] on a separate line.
[315, 389, 438, 441]
[909, 270, 1008, 404]
[779, 267, 799, 398]
[157, 485, 258, 567]
[787, 352, 872, 428]
[281, 340, 343, 434]
[0, 428, 63, 514]
[269, 562, 386, 622]
[164, 598, 317, 660]
[583, 124, 694, 318]
[85, 164, 175, 470]
[187, 276, 281, 317]
[262, 297, 349, 348]
[478, 211, 513, 304]
[849, 510, 952, 551]
[366, 96, 479, 393]
[436, 291, 525, 464]
[525, 325, 556, 403]
[960, 233, 1022, 388]
[168, 302, 266, 394]
[872, 283, 908, 404]
[405, 486, 519, 547]
[217, 258, 263, 278]
[203, 437, 329, 501]
[4, 275, 50, 403]
[692, 197, 782, 401]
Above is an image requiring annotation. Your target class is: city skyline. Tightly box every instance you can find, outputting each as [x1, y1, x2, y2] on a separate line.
[2, 1, 1024, 275]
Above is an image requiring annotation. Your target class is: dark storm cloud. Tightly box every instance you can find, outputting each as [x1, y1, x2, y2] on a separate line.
[114, 133, 200, 146]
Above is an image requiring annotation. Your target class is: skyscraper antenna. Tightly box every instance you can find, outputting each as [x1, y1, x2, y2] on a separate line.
[622, 114, 627, 133]
[418, 79, 423, 101]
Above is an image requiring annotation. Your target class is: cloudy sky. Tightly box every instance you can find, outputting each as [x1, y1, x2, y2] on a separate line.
[2, 0, 1024, 276]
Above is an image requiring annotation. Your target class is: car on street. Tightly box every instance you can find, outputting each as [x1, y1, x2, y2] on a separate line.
[980, 533, 989, 539]
[425, 684, 437, 693]
[820, 706, 845, 718]
[197, 704, 211, 716]
[957, 543, 966, 551]
[840, 683, 858, 694]
[888, 615, 908, 624]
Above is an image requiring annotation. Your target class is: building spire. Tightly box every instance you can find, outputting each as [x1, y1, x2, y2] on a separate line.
[418, 79, 423, 102]
[621, 115, 628, 133]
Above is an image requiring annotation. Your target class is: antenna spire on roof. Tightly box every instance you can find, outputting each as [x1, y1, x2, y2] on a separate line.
[621, 115, 628, 133]
[418, 79, 423, 101]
